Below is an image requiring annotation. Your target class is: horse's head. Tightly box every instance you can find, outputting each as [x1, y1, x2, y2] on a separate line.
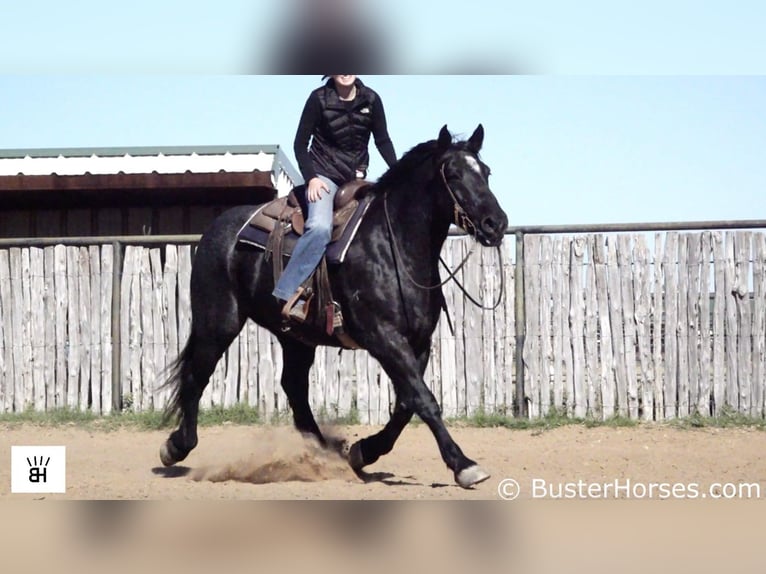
[435, 124, 508, 247]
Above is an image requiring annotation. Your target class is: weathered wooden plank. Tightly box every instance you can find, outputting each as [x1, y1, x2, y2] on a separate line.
[246, 320, 259, 408]
[559, 237, 574, 417]
[355, 349, 370, 423]
[568, 236, 586, 418]
[257, 327, 276, 419]
[120, 246, 135, 411]
[326, 347, 340, 418]
[711, 231, 726, 416]
[523, 235, 541, 418]
[550, 237, 564, 413]
[697, 232, 712, 415]
[30, 248, 46, 410]
[633, 235, 653, 421]
[652, 233, 665, 420]
[273, 337, 286, 416]
[149, 248, 166, 410]
[464, 237, 484, 416]
[19, 248, 33, 411]
[338, 350, 354, 419]
[538, 235, 553, 416]
[752, 234, 766, 418]
[723, 233, 739, 411]
[307, 339, 323, 418]
[502, 240, 515, 415]
[177, 245, 193, 355]
[379, 366, 392, 422]
[100, 245, 114, 414]
[54, 245, 68, 410]
[43, 247, 57, 412]
[129, 247, 145, 411]
[481, 244, 497, 413]
[224, 336, 240, 408]
[593, 236, 615, 419]
[6, 249, 23, 411]
[9, 249, 28, 411]
[686, 234, 702, 416]
[734, 232, 752, 415]
[159, 245, 179, 411]
[77, 247, 92, 411]
[65, 247, 81, 409]
[606, 238, 627, 417]
[662, 233, 679, 418]
[676, 235, 690, 418]
[238, 326, 249, 407]
[583, 240, 600, 417]
[618, 235, 639, 418]
[138, 247, 154, 411]
[0, 250, 10, 412]
[88, 246, 102, 414]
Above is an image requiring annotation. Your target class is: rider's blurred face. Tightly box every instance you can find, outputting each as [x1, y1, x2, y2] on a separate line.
[332, 75, 356, 88]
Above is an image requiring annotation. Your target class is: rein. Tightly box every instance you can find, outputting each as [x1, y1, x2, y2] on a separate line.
[382, 162, 504, 312]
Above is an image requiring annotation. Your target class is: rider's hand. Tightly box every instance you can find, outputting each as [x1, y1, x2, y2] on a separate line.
[307, 177, 329, 203]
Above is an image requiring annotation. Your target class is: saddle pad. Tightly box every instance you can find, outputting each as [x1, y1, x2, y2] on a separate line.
[237, 195, 373, 265]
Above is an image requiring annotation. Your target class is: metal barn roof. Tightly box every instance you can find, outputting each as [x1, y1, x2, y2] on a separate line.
[0, 144, 301, 208]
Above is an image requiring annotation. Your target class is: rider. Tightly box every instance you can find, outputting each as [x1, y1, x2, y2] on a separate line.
[273, 75, 398, 319]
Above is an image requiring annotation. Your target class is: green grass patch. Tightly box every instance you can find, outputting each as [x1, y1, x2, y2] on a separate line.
[3, 404, 765, 431]
[0, 404, 264, 431]
[668, 408, 766, 430]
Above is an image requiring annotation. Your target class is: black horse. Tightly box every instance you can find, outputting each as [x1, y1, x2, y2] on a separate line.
[160, 125, 508, 488]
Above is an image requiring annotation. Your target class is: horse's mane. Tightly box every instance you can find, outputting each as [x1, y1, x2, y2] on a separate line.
[370, 136, 475, 194]
[372, 139, 440, 191]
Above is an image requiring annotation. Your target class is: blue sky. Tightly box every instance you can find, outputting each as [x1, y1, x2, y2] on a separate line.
[0, 2, 764, 226]
[2, 1, 765, 74]
[1, 75, 763, 226]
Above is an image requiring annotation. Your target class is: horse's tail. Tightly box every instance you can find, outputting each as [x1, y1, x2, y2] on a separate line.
[160, 334, 195, 426]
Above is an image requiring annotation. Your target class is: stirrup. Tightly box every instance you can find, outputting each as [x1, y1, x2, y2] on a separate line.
[281, 287, 308, 322]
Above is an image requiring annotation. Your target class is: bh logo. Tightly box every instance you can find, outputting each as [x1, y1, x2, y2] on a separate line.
[27, 455, 50, 483]
[11, 446, 66, 494]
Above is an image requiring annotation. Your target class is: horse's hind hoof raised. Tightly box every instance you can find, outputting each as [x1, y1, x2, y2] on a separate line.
[455, 465, 491, 489]
[159, 439, 184, 467]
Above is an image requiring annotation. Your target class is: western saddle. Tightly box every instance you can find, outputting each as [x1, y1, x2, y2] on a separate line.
[245, 179, 372, 348]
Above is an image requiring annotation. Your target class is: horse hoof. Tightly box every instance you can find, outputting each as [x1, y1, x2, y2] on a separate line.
[347, 442, 365, 471]
[455, 465, 491, 489]
[159, 440, 180, 467]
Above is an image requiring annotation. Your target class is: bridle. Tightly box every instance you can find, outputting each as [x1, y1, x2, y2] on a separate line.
[440, 163, 478, 238]
[383, 157, 504, 312]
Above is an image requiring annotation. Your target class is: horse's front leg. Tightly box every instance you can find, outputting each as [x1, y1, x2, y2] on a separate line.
[347, 346, 432, 472]
[365, 337, 490, 489]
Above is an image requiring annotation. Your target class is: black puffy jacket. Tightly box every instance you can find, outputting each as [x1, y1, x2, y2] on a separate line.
[294, 78, 397, 186]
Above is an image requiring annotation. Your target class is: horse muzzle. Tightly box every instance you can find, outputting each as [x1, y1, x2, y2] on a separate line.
[476, 212, 508, 246]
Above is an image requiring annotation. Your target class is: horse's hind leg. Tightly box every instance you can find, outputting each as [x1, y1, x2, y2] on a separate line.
[347, 402, 412, 471]
[160, 303, 245, 466]
[277, 336, 325, 446]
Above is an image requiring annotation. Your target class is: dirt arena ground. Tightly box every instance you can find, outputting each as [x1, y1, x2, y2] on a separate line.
[2, 422, 766, 500]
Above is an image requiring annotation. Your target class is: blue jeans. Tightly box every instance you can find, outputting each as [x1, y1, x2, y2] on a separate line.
[272, 175, 338, 301]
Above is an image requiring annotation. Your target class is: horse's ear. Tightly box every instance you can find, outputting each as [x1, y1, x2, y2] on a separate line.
[437, 125, 452, 151]
[467, 124, 484, 153]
